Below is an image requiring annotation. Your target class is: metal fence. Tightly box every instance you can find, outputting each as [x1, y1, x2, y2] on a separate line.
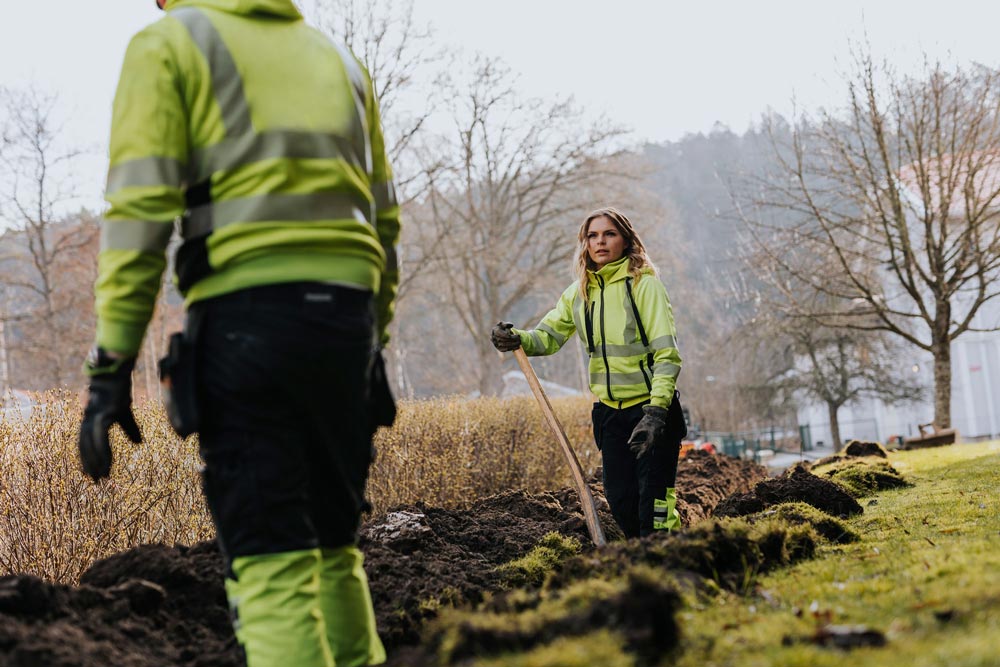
[701, 426, 806, 461]
[803, 418, 880, 447]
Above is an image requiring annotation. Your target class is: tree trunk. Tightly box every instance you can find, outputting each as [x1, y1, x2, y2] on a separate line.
[932, 337, 952, 429]
[827, 401, 843, 451]
[477, 343, 504, 397]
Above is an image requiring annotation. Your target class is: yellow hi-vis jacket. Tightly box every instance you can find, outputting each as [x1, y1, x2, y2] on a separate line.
[96, 0, 400, 355]
[514, 257, 682, 409]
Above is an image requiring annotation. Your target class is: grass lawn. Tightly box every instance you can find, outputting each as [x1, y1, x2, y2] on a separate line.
[673, 441, 1000, 667]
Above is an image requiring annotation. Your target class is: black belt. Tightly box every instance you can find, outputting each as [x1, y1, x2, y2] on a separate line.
[193, 281, 373, 309]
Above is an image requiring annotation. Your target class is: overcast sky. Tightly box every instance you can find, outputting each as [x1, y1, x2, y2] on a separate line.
[2, 0, 999, 209]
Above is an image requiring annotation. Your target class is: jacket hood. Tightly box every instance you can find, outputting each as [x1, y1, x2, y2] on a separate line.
[165, 0, 302, 19]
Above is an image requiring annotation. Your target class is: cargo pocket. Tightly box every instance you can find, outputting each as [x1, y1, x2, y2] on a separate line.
[591, 401, 605, 450]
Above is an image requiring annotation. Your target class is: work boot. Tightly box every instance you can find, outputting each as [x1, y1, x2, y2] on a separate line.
[652, 488, 682, 532]
[226, 548, 333, 667]
[319, 546, 386, 666]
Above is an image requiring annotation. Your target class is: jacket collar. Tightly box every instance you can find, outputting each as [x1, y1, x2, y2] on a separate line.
[164, 0, 302, 19]
[588, 256, 632, 286]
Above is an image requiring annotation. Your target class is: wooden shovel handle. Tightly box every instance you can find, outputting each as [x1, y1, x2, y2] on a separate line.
[513, 348, 606, 546]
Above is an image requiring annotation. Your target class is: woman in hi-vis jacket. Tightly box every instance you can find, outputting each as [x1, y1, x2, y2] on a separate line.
[491, 207, 684, 538]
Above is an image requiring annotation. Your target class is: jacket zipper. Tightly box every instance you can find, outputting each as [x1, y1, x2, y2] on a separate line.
[596, 275, 615, 401]
[639, 358, 652, 391]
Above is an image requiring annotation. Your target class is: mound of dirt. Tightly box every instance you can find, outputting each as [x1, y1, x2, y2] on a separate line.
[545, 515, 819, 596]
[0, 542, 239, 667]
[0, 452, 765, 666]
[749, 502, 860, 544]
[714, 464, 864, 519]
[844, 440, 889, 458]
[430, 566, 683, 666]
[675, 450, 768, 525]
[815, 458, 911, 498]
[361, 486, 620, 649]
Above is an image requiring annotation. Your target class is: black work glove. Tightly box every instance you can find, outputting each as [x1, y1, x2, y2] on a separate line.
[79, 348, 143, 481]
[628, 404, 670, 459]
[491, 321, 521, 352]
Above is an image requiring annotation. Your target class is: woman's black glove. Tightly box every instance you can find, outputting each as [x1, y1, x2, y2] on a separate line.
[491, 321, 521, 352]
[79, 348, 143, 481]
[628, 404, 670, 459]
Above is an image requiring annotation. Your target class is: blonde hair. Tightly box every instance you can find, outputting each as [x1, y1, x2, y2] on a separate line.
[575, 207, 658, 302]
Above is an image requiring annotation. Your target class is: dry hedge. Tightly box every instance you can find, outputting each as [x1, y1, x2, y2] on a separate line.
[0, 392, 595, 583]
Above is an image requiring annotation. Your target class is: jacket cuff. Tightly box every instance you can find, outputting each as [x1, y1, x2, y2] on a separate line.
[513, 329, 530, 351]
[96, 319, 146, 357]
[649, 394, 671, 410]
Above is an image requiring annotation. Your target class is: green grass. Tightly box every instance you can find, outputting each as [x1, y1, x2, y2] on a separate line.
[497, 532, 583, 588]
[469, 629, 634, 667]
[673, 441, 1000, 667]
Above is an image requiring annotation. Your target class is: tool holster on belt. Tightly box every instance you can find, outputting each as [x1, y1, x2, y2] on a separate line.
[370, 348, 396, 431]
[159, 312, 202, 438]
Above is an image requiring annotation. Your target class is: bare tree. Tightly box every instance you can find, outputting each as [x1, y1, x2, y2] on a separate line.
[738, 261, 923, 449]
[407, 57, 630, 395]
[0, 87, 97, 389]
[743, 54, 1000, 429]
[309, 0, 447, 191]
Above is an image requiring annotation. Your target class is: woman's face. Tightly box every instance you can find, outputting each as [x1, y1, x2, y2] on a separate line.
[586, 215, 626, 268]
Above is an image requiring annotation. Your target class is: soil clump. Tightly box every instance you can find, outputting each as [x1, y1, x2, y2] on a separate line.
[844, 440, 889, 458]
[674, 450, 768, 525]
[713, 463, 864, 519]
[0, 542, 239, 667]
[812, 458, 911, 498]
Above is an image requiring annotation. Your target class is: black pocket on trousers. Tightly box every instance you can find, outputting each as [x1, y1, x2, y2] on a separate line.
[667, 391, 687, 442]
[369, 350, 397, 430]
[591, 401, 604, 450]
[159, 332, 200, 437]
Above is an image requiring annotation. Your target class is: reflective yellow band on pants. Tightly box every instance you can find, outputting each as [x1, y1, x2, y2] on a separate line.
[652, 488, 681, 531]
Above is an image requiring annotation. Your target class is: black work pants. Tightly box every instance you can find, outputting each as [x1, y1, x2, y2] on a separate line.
[191, 282, 376, 564]
[592, 401, 681, 538]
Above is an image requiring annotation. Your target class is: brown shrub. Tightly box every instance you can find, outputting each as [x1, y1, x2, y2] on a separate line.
[0, 391, 213, 584]
[0, 393, 596, 583]
[368, 395, 597, 515]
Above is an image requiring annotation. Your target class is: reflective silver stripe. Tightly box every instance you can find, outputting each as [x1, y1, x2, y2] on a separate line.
[652, 362, 681, 378]
[172, 7, 252, 137]
[537, 323, 567, 346]
[571, 292, 584, 337]
[188, 130, 366, 184]
[650, 334, 678, 351]
[106, 156, 185, 194]
[622, 291, 639, 347]
[590, 371, 650, 386]
[599, 338, 677, 357]
[183, 192, 369, 237]
[330, 40, 372, 175]
[528, 331, 545, 353]
[372, 180, 398, 212]
[603, 342, 652, 358]
[101, 219, 175, 252]
[331, 40, 367, 102]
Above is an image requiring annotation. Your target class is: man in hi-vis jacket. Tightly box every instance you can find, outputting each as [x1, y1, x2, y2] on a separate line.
[77, 1, 399, 665]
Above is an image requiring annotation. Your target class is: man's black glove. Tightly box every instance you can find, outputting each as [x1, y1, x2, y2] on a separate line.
[628, 404, 670, 459]
[79, 348, 143, 481]
[491, 321, 521, 352]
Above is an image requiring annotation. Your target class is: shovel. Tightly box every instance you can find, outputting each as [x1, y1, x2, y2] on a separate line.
[513, 348, 607, 546]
